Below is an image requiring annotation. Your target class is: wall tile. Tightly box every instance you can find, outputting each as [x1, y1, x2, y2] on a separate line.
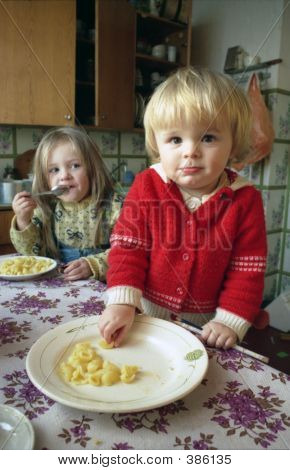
[102, 157, 119, 175]
[263, 143, 289, 186]
[281, 274, 290, 293]
[87, 131, 102, 152]
[0, 157, 15, 179]
[237, 162, 262, 185]
[89, 131, 118, 155]
[238, 165, 250, 180]
[0, 127, 13, 155]
[263, 274, 278, 303]
[283, 233, 290, 272]
[120, 157, 147, 175]
[264, 65, 279, 90]
[117, 157, 147, 185]
[16, 127, 47, 154]
[250, 161, 262, 185]
[268, 92, 290, 140]
[120, 132, 146, 155]
[266, 232, 282, 273]
[287, 199, 290, 230]
[262, 189, 285, 231]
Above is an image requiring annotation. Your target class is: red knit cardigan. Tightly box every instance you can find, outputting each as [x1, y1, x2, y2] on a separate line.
[107, 169, 267, 324]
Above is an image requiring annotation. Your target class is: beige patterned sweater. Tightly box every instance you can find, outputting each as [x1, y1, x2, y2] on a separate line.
[10, 193, 123, 280]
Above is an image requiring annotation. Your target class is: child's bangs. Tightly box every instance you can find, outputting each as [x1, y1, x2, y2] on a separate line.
[150, 87, 227, 131]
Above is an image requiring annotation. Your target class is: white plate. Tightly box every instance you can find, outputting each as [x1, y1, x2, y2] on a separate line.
[26, 315, 208, 413]
[0, 405, 34, 450]
[0, 256, 57, 281]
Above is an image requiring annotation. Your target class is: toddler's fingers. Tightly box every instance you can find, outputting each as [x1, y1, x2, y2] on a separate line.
[101, 322, 115, 345]
[224, 335, 236, 349]
[205, 331, 218, 347]
[200, 324, 211, 341]
[215, 334, 228, 349]
[98, 318, 106, 337]
[113, 325, 130, 347]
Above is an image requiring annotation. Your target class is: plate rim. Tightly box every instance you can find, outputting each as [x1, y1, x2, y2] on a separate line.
[0, 404, 35, 450]
[26, 315, 208, 413]
[0, 255, 57, 281]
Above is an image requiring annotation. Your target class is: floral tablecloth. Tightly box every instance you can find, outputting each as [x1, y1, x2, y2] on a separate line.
[0, 268, 290, 450]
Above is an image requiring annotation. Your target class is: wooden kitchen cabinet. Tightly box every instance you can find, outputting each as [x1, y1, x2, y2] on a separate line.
[0, 0, 135, 129]
[0, 0, 76, 126]
[0, 0, 192, 130]
[76, 0, 192, 129]
[0, 210, 16, 255]
[76, 0, 135, 129]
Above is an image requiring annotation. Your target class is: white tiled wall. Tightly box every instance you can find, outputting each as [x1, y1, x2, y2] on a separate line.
[0, 127, 13, 155]
[268, 92, 290, 140]
[15, 127, 47, 153]
[262, 189, 286, 231]
[0, 158, 15, 179]
[266, 232, 282, 274]
[88, 130, 119, 155]
[264, 274, 278, 303]
[249, 90, 290, 303]
[263, 143, 289, 186]
[120, 132, 146, 155]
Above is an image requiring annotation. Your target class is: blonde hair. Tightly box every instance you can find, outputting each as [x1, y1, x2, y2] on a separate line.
[144, 66, 252, 164]
[32, 127, 114, 258]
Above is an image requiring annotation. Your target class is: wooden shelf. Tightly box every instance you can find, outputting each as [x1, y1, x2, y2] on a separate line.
[137, 10, 187, 29]
[137, 12, 187, 43]
[225, 58, 282, 75]
[136, 53, 179, 71]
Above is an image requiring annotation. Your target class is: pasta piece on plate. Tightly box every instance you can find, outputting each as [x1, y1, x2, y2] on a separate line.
[59, 342, 139, 387]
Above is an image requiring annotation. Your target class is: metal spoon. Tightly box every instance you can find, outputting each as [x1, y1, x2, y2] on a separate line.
[32, 185, 69, 197]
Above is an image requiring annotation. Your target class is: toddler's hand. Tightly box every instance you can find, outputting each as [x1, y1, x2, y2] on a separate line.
[201, 321, 237, 349]
[63, 258, 92, 280]
[12, 191, 37, 231]
[99, 305, 135, 347]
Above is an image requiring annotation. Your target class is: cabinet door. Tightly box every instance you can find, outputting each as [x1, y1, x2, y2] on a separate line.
[0, 209, 16, 254]
[0, 0, 75, 126]
[96, 0, 135, 129]
[0, 210, 14, 245]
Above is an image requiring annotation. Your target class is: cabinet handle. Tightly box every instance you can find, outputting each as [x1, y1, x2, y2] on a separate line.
[64, 114, 72, 120]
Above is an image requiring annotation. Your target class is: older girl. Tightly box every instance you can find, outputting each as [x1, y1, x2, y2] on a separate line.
[11, 127, 122, 281]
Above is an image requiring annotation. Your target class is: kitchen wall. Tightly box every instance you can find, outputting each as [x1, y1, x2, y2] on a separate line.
[191, 0, 283, 72]
[0, 126, 148, 192]
[191, 0, 290, 303]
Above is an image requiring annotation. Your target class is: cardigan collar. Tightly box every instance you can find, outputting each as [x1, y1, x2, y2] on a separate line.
[150, 163, 253, 194]
[150, 163, 253, 213]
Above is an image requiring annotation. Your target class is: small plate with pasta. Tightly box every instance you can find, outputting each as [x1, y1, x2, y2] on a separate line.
[26, 315, 208, 413]
[0, 255, 57, 281]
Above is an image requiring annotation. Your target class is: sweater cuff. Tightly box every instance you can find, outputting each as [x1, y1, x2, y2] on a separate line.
[10, 215, 33, 233]
[103, 286, 143, 311]
[82, 257, 98, 279]
[214, 308, 251, 342]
